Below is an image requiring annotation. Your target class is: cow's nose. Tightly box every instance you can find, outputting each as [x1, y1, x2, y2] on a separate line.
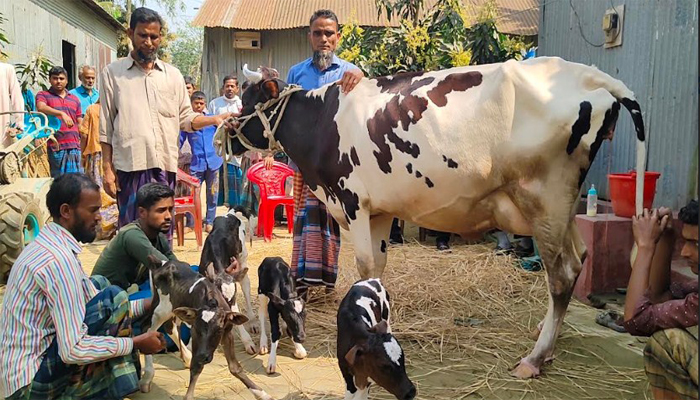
[404, 386, 417, 400]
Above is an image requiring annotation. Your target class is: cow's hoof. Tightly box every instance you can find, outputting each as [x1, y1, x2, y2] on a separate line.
[251, 389, 274, 400]
[293, 346, 307, 359]
[138, 381, 152, 393]
[511, 358, 540, 379]
[244, 342, 257, 355]
[266, 364, 276, 375]
[246, 320, 260, 334]
[259, 345, 269, 355]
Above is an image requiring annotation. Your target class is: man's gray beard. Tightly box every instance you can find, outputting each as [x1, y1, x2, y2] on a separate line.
[136, 49, 157, 63]
[313, 50, 334, 70]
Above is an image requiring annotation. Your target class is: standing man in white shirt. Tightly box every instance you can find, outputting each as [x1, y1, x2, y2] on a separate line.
[209, 76, 245, 206]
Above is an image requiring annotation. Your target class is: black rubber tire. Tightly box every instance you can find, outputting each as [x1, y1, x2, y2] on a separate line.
[0, 193, 44, 282]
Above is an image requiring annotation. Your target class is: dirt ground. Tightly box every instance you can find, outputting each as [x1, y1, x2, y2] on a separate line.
[6, 205, 652, 400]
[71, 205, 652, 400]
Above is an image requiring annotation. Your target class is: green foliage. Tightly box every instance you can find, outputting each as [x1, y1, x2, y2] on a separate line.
[14, 48, 53, 92]
[338, 0, 531, 77]
[0, 13, 10, 60]
[170, 24, 203, 82]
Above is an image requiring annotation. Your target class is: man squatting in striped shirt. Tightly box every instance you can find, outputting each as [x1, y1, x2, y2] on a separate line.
[0, 174, 167, 399]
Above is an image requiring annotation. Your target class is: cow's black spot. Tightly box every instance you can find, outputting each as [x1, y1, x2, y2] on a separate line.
[579, 101, 621, 188]
[415, 170, 422, 178]
[620, 98, 645, 141]
[278, 85, 360, 223]
[375, 72, 433, 95]
[446, 158, 458, 168]
[406, 163, 413, 173]
[425, 177, 434, 188]
[442, 155, 447, 162]
[380, 240, 387, 253]
[427, 72, 482, 107]
[350, 147, 360, 166]
[368, 94, 422, 173]
[567, 101, 593, 155]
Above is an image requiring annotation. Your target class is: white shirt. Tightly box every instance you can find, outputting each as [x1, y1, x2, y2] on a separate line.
[208, 95, 243, 166]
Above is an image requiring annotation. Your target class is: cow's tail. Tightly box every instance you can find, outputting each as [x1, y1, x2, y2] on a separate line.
[589, 67, 647, 216]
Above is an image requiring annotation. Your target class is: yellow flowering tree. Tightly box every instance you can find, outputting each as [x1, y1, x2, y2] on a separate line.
[337, 0, 531, 77]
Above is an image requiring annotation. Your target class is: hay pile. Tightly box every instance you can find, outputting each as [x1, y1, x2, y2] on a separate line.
[302, 238, 649, 400]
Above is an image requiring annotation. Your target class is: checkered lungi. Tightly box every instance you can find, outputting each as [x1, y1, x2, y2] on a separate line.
[48, 148, 83, 178]
[644, 325, 698, 400]
[6, 276, 140, 400]
[290, 173, 341, 291]
[82, 152, 103, 188]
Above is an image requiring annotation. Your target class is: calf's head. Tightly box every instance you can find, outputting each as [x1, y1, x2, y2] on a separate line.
[269, 294, 307, 343]
[173, 300, 248, 365]
[345, 321, 416, 400]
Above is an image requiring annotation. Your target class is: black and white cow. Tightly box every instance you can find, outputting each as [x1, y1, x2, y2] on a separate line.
[226, 57, 648, 378]
[337, 279, 415, 400]
[139, 256, 272, 400]
[200, 206, 259, 354]
[257, 257, 307, 374]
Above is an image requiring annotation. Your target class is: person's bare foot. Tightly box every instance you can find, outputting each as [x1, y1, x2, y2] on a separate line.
[204, 224, 213, 233]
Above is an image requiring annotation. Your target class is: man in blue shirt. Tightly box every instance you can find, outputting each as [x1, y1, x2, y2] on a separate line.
[69, 65, 99, 114]
[288, 9, 364, 299]
[179, 91, 229, 231]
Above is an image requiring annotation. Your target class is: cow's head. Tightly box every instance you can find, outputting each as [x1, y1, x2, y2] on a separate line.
[226, 64, 286, 155]
[344, 321, 416, 400]
[173, 301, 248, 366]
[268, 293, 307, 343]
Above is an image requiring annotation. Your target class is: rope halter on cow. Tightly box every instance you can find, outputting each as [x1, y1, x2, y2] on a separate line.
[213, 64, 303, 162]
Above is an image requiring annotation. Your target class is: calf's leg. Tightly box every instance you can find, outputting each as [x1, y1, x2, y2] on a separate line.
[138, 304, 173, 393]
[222, 330, 274, 400]
[266, 305, 282, 374]
[239, 269, 260, 334]
[232, 301, 257, 354]
[258, 294, 269, 355]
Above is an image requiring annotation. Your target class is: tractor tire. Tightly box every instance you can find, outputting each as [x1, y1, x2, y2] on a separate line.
[0, 193, 44, 282]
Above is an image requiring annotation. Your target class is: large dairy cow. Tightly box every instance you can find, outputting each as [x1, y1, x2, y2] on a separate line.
[219, 57, 647, 378]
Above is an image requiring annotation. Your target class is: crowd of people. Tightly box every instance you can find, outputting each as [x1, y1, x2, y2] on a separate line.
[0, 5, 695, 400]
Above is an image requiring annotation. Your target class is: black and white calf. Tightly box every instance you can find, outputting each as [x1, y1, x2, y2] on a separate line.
[257, 257, 307, 374]
[337, 279, 416, 400]
[200, 206, 258, 354]
[139, 256, 272, 400]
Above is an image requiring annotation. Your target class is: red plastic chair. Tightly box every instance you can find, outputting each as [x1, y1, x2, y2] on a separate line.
[174, 169, 203, 249]
[247, 161, 294, 242]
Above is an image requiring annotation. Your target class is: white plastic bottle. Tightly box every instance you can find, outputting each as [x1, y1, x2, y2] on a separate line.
[587, 184, 598, 217]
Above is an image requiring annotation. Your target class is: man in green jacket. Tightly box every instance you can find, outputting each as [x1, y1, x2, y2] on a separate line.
[92, 183, 177, 289]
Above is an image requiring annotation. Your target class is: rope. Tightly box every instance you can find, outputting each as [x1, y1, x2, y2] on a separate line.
[213, 84, 303, 205]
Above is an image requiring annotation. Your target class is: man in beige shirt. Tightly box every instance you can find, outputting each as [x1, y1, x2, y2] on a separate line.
[100, 7, 225, 231]
[0, 62, 24, 147]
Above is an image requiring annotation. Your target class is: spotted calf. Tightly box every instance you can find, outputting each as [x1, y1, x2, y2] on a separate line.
[139, 256, 272, 400]
[257, 257, 307, 374]
[337, 279, 416, 400]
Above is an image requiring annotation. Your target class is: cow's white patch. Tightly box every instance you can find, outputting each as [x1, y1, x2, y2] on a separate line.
[161, 259, 167, 266]
[355, 296, 378, 327]
[354, 280, 390, 321]
[293, 300, 303, 313]
[221, 282, 236, 301]
[361, 316, 372, 328]
[383, 337, 402, 365]
[201, 310, 216, 323]
[188, 277, 205, 294]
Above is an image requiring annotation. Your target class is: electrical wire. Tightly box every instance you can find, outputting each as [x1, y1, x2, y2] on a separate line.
[569, 0, 605, 47]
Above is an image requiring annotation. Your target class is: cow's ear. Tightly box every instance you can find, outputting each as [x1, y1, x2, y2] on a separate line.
[173, 307, 197, 325]
[204, 263, 216, 281]
[345, 343, 367, 367]
[261, 79, 279, 100]
[225, 311, 249, 328]
[269, 293, 285, 310]
[369, 320, 389, 335]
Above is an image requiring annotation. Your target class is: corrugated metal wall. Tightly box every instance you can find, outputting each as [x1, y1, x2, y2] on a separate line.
[201, 27, 309, 100]
[1, 0, 118, 90]
[539, 0, 698, 209]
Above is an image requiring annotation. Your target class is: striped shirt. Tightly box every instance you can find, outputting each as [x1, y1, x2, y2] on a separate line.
[36, 89, 82, 150]
[0, 223, 146, 397]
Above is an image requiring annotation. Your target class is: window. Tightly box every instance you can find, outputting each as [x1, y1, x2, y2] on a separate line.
[62, 41, 76, 89]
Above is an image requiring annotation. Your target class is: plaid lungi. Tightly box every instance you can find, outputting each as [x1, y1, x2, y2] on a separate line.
[82, 152, 103, 188]
[6, 276, 139, 400]
[239, 157, 259, 214]
[644, 326, 698, 400]
[291, 175, 341, 290]
[116, 169, 176, 241]
[48, 148, 82, 178]
[218, 164, 243, 208]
